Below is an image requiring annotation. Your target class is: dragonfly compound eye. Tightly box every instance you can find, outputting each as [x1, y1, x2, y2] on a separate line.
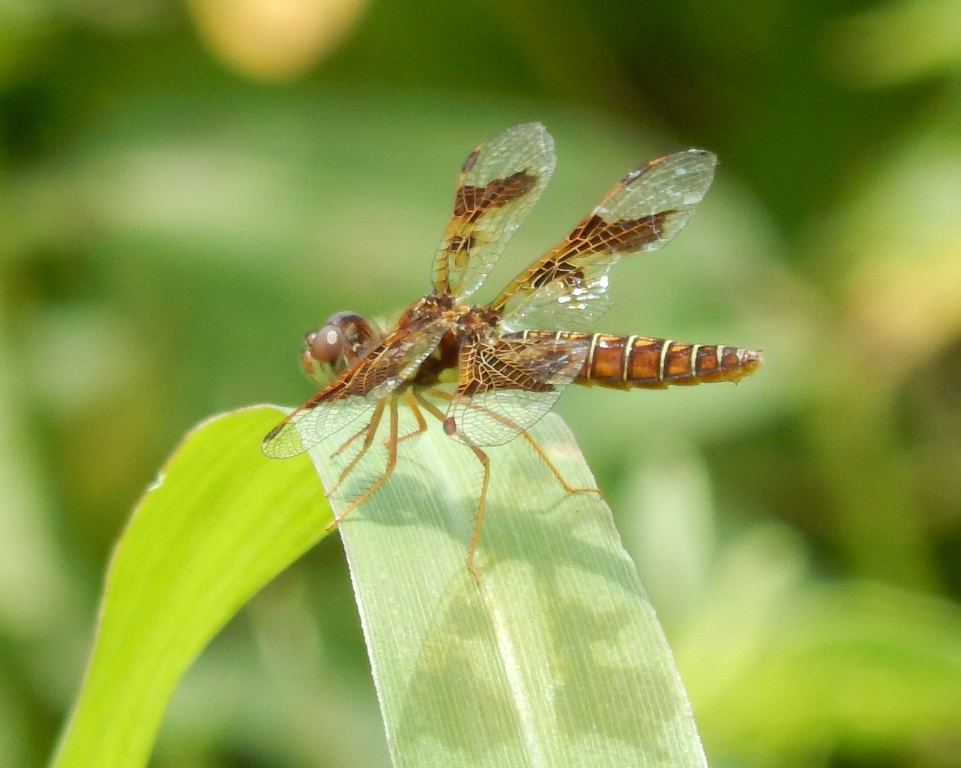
[307, 325, 345, 365]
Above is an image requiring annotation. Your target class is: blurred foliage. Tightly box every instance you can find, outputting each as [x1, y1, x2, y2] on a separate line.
[0, 0, 960, 766]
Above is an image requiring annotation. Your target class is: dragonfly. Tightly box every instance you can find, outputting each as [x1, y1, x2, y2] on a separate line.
[263, 122, 761, 577]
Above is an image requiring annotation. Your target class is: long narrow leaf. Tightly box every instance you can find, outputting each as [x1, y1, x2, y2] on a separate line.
[312, 408, 708, 768]
[54, 403, 706, 768]
[52, 406, 327, 768]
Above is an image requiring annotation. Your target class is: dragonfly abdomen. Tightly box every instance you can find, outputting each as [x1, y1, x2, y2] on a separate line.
[582, 333, 760, 389]
[514, 331, 761, 390]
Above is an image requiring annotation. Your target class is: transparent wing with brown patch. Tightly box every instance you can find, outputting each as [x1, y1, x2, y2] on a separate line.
[444, 333, 591, 447]
[431, 122, 556, 299]
[492, 148, 717, 332]
[262, 320, 449, 458]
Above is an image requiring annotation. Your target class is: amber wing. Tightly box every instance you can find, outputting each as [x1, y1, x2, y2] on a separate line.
[431, 122, 555, 300]
[444, 332, 592, 447]
[491, 148, 717, 331]
[262, 320, 449, 458]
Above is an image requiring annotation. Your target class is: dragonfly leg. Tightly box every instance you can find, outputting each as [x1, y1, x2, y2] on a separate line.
[414, 389, 487, 582]
[326, 400, 386, 496]
[325, 396, 400, 532]
[413, 388, 450, 420]
[331, 408, 380, 459]
[424, 386, 599, 496]
[394, 390, 429, 445]
[522, 430, 602, 496]
[463, 444, 491, 583]
[423, 386, 452, 403]
[416, 388, 595, 581]
[418, 388, 597, 579]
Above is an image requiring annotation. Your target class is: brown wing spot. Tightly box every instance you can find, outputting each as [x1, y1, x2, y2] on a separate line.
[572, 213, 605, 238]
[446, 234, 476, 255]
[530, 259, 585, 289]
[550, 209, 677, 263]
[524, 211, 676, 291]
[452, 170, 538, 222]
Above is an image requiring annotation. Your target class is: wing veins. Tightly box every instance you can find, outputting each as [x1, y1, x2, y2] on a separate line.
[491, 148, 716, 331]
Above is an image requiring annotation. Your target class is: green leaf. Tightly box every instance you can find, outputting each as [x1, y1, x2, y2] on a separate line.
[51, 406, 328, 768]
[54, 403, 707, 768]
[313, 408, 708, 768]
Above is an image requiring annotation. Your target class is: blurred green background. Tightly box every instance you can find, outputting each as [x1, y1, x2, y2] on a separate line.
[3, 0, 961, 766]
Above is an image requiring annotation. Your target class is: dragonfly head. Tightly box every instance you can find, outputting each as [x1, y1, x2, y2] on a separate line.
[301, 311, 377, 383]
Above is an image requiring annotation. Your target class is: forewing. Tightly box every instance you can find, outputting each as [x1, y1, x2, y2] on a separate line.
[262, 320, 448, 458]
[261, 396, 376, 459]
[432, 122, 556, 299]
[445, 333, 590, 447]
[491, 149, 717, 331]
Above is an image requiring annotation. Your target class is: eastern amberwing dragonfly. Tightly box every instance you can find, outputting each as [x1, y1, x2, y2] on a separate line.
[263, 122, 760, 576]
